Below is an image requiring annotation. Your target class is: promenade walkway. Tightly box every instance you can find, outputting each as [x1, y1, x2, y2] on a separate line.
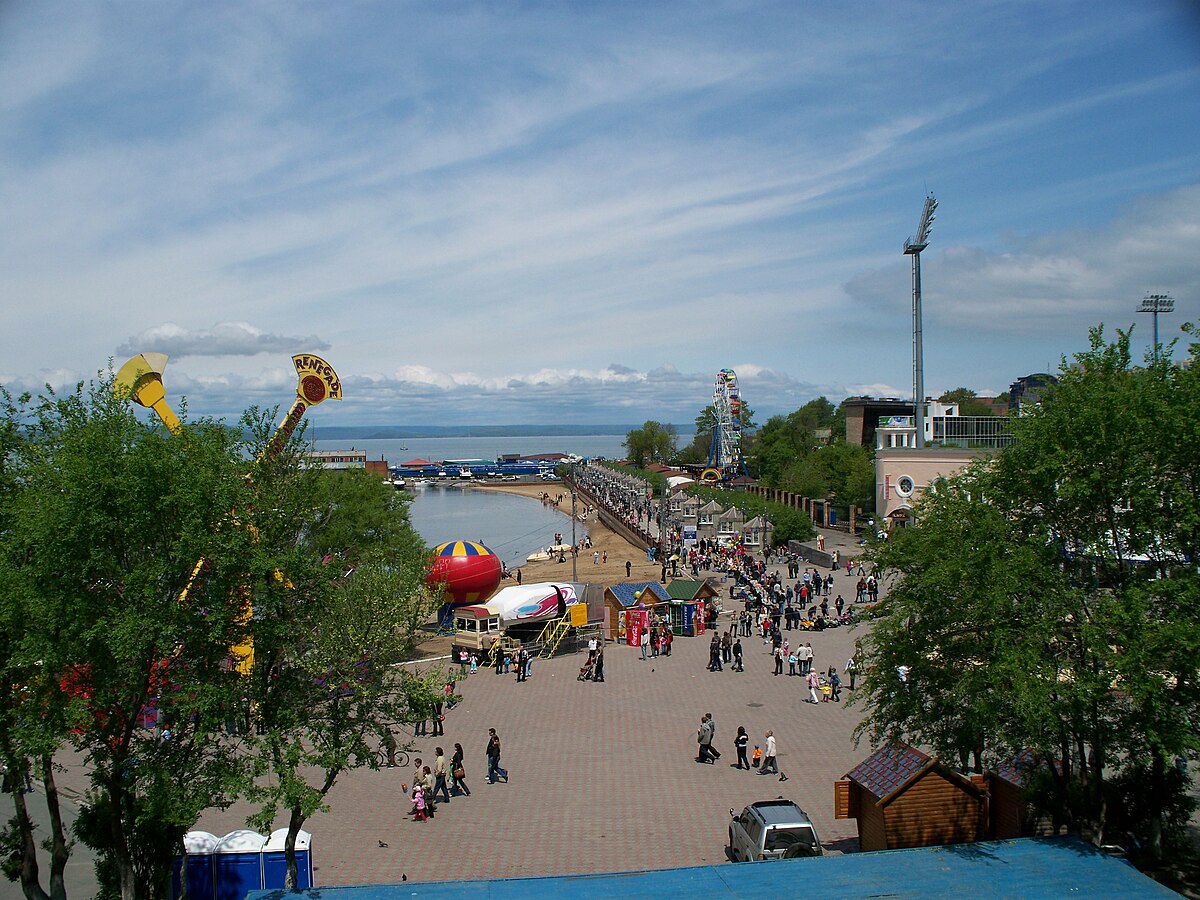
[2, 529, 872, 895]
[193, 529, 872, 885]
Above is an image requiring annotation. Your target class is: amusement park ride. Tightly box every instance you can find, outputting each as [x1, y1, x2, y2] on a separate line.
[701, 368, 748, 484]
[114, 351, 345, 673]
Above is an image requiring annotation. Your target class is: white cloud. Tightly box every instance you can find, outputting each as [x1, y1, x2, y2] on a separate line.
[846, 185, 1200, 336]
[1, 2, 1198, 425]
[116, 323, 331, 360]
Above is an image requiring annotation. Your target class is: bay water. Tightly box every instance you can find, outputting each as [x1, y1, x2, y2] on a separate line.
[312, 435, 628, 569]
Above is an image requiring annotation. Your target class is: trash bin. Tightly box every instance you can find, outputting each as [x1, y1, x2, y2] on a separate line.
[262, 827, 314, 889]
[171, 831, 217, 900]
[213, 830, 265, 900]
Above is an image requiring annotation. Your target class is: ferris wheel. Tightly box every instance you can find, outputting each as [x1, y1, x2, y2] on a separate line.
[705, 368, 747, 482]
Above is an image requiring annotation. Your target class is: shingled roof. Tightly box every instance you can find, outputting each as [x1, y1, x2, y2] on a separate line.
[992, 748, 1044, 789]
[664, 579, 716, 601]
[605, 581, 670, 608]
[845, 743, 935, 802]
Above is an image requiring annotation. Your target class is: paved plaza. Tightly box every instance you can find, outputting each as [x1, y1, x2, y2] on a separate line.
[198, 551, 873, 885]
[3, 540, 878, 893]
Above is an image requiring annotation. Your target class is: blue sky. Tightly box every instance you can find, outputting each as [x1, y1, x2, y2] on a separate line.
[2, 1, 1198, 428]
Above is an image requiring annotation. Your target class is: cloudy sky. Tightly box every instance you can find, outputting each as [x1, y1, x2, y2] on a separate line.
[2, 1, 1198, 428]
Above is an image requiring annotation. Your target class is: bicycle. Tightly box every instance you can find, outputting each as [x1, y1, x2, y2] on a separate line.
[370, 747, 411, 770]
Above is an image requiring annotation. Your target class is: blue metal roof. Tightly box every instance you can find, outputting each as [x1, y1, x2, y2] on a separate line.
[606, 581, 669, 608]
[248, 837, 1180, 899]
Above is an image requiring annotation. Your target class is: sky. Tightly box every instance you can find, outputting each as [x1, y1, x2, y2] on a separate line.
[2, 1, 1198, 429]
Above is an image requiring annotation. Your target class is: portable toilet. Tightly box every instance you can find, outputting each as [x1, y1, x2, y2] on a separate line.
[212, 830, 265, 900]
[262, 827, 314, 889]
[171, 831, 218, 900]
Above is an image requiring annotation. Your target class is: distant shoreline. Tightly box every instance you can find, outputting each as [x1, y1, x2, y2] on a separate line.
[471, 482, 662, 588]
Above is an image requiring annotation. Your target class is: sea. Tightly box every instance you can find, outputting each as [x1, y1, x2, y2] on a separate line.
[312, 434, 629, 571]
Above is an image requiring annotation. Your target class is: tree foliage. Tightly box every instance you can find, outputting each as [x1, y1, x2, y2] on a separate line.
[779, 442, 875, 510]
[0, 384, 438, 898]
[0, 375, 256, 899]
[225, 419, 436, 890]
[938, 387, 996, 417]
[856, 324, 1200, 858]
[624, 420, 677, 468]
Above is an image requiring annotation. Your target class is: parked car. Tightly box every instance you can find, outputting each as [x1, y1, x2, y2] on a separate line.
[728, 799, 822, 861]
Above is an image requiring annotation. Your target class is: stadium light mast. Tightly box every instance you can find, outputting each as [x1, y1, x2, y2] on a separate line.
[1137, 292, 1174, 365]
[904, 193, 937, 450]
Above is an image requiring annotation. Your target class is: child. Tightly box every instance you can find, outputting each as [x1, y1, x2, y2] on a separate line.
[751, 744, 762, 768]
[413, 785, 427, 822]
[469, 653, 478, 674]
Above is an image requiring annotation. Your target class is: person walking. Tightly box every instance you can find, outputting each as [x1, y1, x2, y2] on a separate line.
[733, 726, 750, 770]
[639, 628, 650, 661]
[807, 668, 821, 704]
[451, 743, 471, 796]
[696, 713, 720, 763]
[626, 560, 632, 577]
[759, 731, 779, 775]
[433, 748, 452, 804]
[706, 713, 721, 762]
[732, 637, 744, 672]
[829, 666, 842, 702]
[516, 646, 528, 682]
[486, 728, 508, 783]
[696, 715, 714, 764]
[412, 784, 427, 822]
[593, 645, 605, 682]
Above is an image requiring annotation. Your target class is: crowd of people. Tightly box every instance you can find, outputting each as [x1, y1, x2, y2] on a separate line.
[397, 671, 516, 823]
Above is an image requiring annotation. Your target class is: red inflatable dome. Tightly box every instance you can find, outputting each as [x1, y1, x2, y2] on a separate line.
[425, 540, 503, 606]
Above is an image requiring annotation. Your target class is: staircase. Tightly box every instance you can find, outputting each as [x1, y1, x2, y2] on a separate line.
[536, 614, 574, 659]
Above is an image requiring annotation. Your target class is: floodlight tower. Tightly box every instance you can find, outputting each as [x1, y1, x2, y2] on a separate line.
[1137, 292, 1174, 365]
[904, 193, 937, 449]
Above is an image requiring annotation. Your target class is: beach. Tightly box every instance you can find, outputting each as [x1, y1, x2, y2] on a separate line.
[470, 481, 666, 588]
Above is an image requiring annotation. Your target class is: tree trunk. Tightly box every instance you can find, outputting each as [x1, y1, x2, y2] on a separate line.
[41, 755, 70, 900]
[108, 776, 138, 900]
[286, 805, 305, 890]
[9, 768, 50, 900]
[1149, 750, 1165, 860]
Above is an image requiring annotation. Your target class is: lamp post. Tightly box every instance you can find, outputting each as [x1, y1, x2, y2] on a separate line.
[570, 486, 578, 582]
[904, 194, 937, 450]
[1137, 292, 1174, 365]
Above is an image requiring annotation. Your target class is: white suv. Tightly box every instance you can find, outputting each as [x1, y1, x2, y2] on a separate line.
[728, 799, 823, 861]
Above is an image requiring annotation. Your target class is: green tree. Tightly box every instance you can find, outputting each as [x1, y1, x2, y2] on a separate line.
[239, 450, 438, 890]
[750, 411, 817, 483]
[858, 325, 1200, 858]
[0, 375, 257, 900]
[938, 387, 994, 417]
[624, 421, 677, 468]
[780, 442, 874, 511]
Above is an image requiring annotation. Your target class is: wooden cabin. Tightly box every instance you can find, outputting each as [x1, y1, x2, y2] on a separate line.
[988, 748, 1043, 839]
[834, 743, 987, 852]
[601, 581, 670, 641]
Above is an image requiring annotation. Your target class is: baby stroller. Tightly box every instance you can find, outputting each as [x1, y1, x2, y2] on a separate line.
[578, 656, 597, 681]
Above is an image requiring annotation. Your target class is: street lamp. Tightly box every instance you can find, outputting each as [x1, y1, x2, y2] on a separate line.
[1137, 292, 1174, 365]
[904, 194, 937, 450]
[570, 486, 578, 582]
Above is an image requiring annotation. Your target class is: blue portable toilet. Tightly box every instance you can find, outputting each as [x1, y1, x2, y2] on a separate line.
[213, 830, 265, 900]
[262, 828, 314, 889]
[171, 831, 218, 900]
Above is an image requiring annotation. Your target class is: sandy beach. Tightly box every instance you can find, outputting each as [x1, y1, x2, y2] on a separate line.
[470, 481, 668, 589]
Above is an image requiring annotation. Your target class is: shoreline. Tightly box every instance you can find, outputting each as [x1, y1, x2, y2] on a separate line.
[469, 482, 665, 588]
